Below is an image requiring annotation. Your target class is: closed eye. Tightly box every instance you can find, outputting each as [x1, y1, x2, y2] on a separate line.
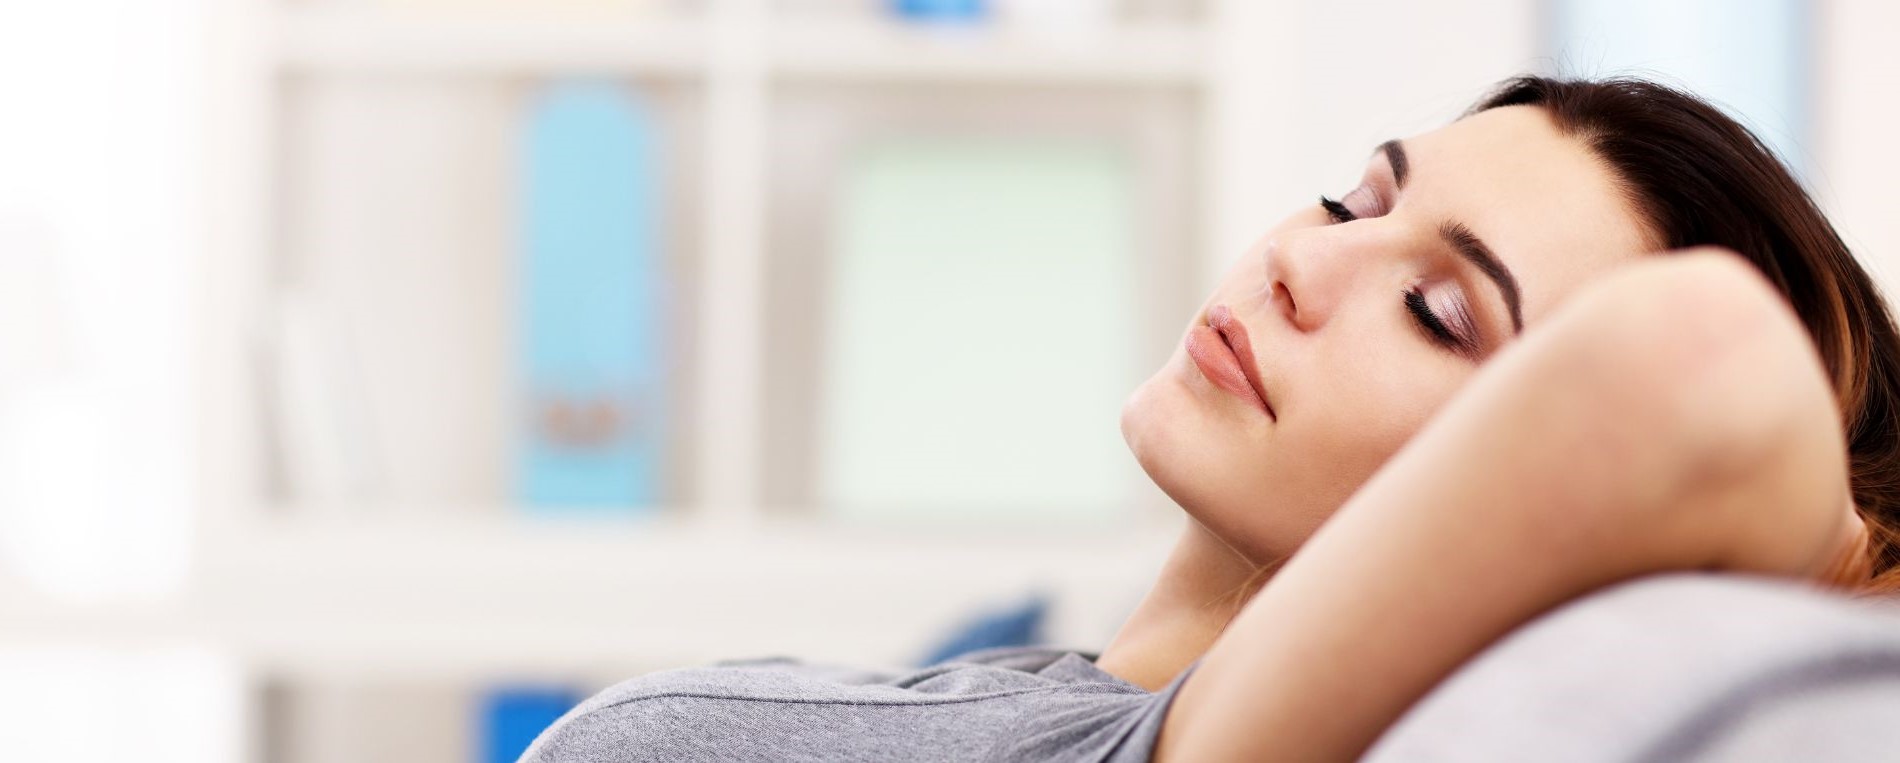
[1404, 287, 1479, 359]
[1319, 194, 1479, 360]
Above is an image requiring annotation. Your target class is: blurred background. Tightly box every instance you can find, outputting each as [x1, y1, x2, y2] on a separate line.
[1, 0, 1895, 760]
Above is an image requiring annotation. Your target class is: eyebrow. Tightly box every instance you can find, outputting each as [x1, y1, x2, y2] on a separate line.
[1377, 139, 1409, 186]
[1380, 138, 1523, 334]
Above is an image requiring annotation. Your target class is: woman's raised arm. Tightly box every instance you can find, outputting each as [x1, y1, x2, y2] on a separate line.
[1155, 250, 1860, 762]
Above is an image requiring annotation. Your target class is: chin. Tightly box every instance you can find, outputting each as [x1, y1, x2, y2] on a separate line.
[1122, 357, 1309, 564]
[1122, 362, 1234, 522]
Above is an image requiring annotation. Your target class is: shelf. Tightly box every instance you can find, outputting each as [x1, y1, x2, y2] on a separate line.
[769, 17, 1207, 85]
[273, 7, 710, 75]
[170, 0, 1212, 709]
[0, 514, 1178, 680]
[272, 7, 1207, 84]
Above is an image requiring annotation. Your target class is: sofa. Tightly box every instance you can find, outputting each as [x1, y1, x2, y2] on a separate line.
[1364, 574, 1900, 762]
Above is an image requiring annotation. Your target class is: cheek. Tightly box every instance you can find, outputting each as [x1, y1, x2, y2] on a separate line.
[1122, 245, 1476, 562]
[1326, 341, 1456, 446]
[1296, 337, 1465, 488]
[1200, 335, 1470, 561]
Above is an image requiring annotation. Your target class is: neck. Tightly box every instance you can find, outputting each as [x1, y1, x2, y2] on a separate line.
[1093, 519, 1272, 691]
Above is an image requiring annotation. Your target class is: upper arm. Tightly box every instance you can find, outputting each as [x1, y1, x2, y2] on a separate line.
[1154, 251, 1852, 762]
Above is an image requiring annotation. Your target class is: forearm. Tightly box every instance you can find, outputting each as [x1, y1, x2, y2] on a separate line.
[1156, 252, 1851, 762]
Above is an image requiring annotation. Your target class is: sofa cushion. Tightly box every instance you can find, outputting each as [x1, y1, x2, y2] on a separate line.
[1364, 573, 1900, 762]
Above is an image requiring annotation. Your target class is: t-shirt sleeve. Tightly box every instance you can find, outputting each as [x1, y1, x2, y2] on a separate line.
[1105, 664, 1197, 763]
[518, 693, 709, 763]
[990, 663, 1199, 763]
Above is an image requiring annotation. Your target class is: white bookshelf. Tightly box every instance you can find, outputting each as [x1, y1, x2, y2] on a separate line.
[188, 0, 1545, 656]
[192, 0, 1550, 637]
[189, 0, 1230, 691]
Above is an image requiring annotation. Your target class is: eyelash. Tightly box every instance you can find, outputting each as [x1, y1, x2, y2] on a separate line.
[1404, 288, 1468, 353]
[1317, 194, 1475, 357]
[1319, 195, 1355, 224]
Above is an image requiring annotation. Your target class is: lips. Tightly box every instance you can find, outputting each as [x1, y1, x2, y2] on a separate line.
[1185, 305, 1275, 419]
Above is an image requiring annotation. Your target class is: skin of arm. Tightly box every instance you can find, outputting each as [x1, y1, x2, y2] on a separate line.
[1154, 249, 1855, 762]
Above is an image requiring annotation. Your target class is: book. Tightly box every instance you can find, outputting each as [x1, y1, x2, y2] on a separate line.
[271, 292, 381, 505]
[480, 686, 580, 763]
[519, 81, 667, 511]
[818, 136, 1135, 525]
[891, 0, 988, 22]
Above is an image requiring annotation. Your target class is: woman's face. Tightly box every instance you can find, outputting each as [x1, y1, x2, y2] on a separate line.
[1122, 105, 1659, 563]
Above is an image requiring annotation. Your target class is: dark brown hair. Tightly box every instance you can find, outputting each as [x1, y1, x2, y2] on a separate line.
[1468, 76, 1900, 593]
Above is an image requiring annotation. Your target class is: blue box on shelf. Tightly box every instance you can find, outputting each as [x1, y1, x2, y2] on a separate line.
[480, 686, 581, 763]
[891, 0, 987, 22]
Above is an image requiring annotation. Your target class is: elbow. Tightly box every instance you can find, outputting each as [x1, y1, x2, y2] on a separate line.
[1541, 248, 1848, 571]
[1554, 249, 1837, 475]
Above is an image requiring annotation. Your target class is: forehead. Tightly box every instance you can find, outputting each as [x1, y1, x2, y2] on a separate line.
[1399, 105, 1654, 324]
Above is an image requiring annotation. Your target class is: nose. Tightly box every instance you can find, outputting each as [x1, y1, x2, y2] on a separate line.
[1261, 225, 1394, 333]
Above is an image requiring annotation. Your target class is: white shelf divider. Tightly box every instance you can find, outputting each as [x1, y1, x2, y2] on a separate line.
[201, 0, 279, 532]
[2, 512, 1178, 680]
[693, 0, 768, 517]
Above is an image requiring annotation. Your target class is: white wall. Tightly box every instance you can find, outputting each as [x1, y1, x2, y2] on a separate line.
[1816, 0, 1900, 300]
[0, 1, 241, 762]
[1203, 0, 1540, 287]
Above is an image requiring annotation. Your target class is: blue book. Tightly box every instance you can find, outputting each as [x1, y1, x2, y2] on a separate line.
[479, 686, 579, 763]
[890, 0, 987, 22]
[519, 81, 667, 510]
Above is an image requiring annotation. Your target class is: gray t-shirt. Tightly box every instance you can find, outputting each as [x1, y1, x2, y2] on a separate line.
[519, 646, 1194, 762]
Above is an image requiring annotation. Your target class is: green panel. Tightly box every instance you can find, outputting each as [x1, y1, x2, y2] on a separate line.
[820, 137, 1136, 525]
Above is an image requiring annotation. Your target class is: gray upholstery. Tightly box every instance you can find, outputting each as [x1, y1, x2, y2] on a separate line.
[1365, 574, 1900, 762]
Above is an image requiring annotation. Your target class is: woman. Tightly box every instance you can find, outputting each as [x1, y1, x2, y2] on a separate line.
[523, 76, 1900, 762]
